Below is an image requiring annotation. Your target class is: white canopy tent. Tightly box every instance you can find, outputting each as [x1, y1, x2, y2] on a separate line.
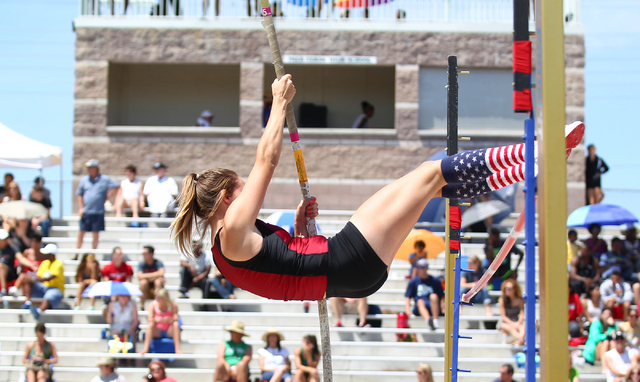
[0, 122, 63, 216]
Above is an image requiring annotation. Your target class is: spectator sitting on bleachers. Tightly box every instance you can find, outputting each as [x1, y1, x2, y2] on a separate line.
[0, 228, 20, 297]
[23, 323, 58, 382]
[416, 363, 434, 382]
[293, 334, 320, 382]
[460, 255, 493, 316]
[623, 225, 640, 269]
[29, 185, 52, 238]
[628, 366, 640, 382]
[137, 245, 165, 309]
[91, 357, 126, 382]
[114, 164, 145, 225]
[12, 233, 43, 297]
[619, 308, 640, 348]
[603, 331, 638, 382]
[0, 172, 14, 200]
[145, 360, 178, 382]
[568, 229, 580, 267]
[569, 281, 587, 338]
[600, 237, 634, 281]
[102, 248, 133, 282]
[408, 240, 427, 278]
[484, 227, 523, 290]
[582, 282, 603, 324]
[106, 294, 139, 344]
[33, 177, 51, 200]
[5, 216, 34, 253]
[2, 181, 24, 202]
[570, 243, 601, 296]
[74, 253, 100, 310]
[584, 307, 617, 365]
[212, 264, 236, 299]
[585, 223, 608, 260]
[492, 364, 516, 382]
[330, 297, 368, 328]
[179, 241, 212, 298]
[259, 328, 292, 382]
[498, 279, 525, 346]
[405, 258, 444, 331]
[214, 321, 252, 382]
[602, 271, 634, 321]
[21, 244, 64, 320]
[143, 162, 178, 217]
[102, 246, 132, 263]
[141, 288, 181, 355]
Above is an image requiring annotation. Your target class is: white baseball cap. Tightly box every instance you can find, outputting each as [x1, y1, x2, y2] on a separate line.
[0, 229, 8, 240]
[41, 244, 58, 255]
[84, 159, 99, 168]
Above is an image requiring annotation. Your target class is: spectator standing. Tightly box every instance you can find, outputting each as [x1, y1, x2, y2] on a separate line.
[405, 258, 444, 331]
[214, 321, 252, 382]
[585, 144, 609, 205]
[196, 110, 213, 126]
[74, 253, 101, 310]
[143, 162, 178, 217]
[137, 245, 165, 308]
[601, 271, 634, 321]
[584, 307, 617, 365]
[102, 248, 133, 282]
[0, 172, 14, 200]
[259, 328, 292, 382]
[567, 229, 580, 266]
[492, 364, 517, 382]
[603, 331, 638, 382]
[461, 255, 493, 316]
[484, 227, 524, 289]
[23, 323, 58, 382]
[619, 309, 640, 348]
[0, 228, 20, 297]
[570, 244, 600, 296]
[2, 181, 25, 202]
[351, 101, 374, 129]
[91, 357, 126, 382]
[21, 244, 64, 320]
[293, 335, 320, 382]
[140, 288, 181, 355]
[330, 297, 368, 328]
[106, 295, 139, 342]
[114, 165, 145, 225]
[416, 363, 434, 382]
[29, 185, 52, 237]
[582, 283, 603, 324]
[144, 360, 178, 382]
[408, 240, 427, 278]
[498, 279, 525, 345]
[179, 241, 211, 298]
[76, 159, 120, 250]
[33, 176, 51, 200]
[585, 223, 608, 260]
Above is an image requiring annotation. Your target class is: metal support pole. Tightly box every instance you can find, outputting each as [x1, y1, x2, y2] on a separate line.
[523, 115, 537, 382]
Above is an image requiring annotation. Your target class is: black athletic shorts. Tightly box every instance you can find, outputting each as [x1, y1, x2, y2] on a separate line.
[326, 222, 388, 298]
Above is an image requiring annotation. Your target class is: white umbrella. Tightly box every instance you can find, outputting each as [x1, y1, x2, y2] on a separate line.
[461, 200, 512, 229]
[0, 200, 48, 219]
[82, 281, 142, 297]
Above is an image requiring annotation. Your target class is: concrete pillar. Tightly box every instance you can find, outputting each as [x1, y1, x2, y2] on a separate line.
[394, 64, 420, 142]
[239, 62, 265, 138]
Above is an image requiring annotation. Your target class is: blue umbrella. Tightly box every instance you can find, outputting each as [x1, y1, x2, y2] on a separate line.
[264, 211, 322, 236]
[567, 204, 638, 228]
[82, 281, 142, 297]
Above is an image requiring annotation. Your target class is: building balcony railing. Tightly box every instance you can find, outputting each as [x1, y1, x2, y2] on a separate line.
[78, 0, 581, 25]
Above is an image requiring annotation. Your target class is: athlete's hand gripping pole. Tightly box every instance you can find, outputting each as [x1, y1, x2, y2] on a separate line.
[259, 2, 332, 380]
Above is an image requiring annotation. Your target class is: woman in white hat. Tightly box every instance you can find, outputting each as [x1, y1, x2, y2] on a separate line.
[214, 321, 252, 382]
[259, 328, 292, 382]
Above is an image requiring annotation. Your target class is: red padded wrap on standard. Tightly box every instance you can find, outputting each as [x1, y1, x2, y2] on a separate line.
[449, 206, 462, 230]
[513, 41, 532, 74]
[212, 222, 328, 301]
[514, 89, 533, 112]
[450, 240, 461, 251]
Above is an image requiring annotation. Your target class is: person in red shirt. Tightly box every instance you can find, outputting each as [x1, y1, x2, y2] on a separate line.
[569, 282, 586, 338]
[101, 247, 133, 282]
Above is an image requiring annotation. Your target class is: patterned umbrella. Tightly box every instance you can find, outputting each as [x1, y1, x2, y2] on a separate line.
[567, 204, 638, 228]
[82, 281, 142, 297]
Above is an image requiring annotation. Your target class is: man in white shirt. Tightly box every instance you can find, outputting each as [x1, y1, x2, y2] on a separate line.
[143, 162, 178, 217]
[603, 331, 638, 382]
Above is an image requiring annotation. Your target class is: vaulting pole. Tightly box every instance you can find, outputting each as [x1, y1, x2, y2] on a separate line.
[259, 2, 332, 381]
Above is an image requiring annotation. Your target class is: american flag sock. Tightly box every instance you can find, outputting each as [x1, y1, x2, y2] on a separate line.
[440, 144, 526, 185]
[441, 163, 537, 199]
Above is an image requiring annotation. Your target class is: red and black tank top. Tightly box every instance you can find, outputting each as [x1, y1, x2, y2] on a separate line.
[212, 219, 328, 301]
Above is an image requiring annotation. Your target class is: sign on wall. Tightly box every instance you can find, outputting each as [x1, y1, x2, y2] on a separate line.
[283, 55, 377, 65]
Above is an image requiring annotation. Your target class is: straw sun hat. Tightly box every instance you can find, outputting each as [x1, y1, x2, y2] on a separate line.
[224, 321, 249, 337]
[262, 327, 285, 342]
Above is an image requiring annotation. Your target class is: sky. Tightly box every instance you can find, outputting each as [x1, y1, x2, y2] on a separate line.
[0, 0, 639, 219]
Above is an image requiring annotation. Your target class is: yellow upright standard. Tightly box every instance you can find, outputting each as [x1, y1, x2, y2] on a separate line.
[535, 0, 569, 380]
